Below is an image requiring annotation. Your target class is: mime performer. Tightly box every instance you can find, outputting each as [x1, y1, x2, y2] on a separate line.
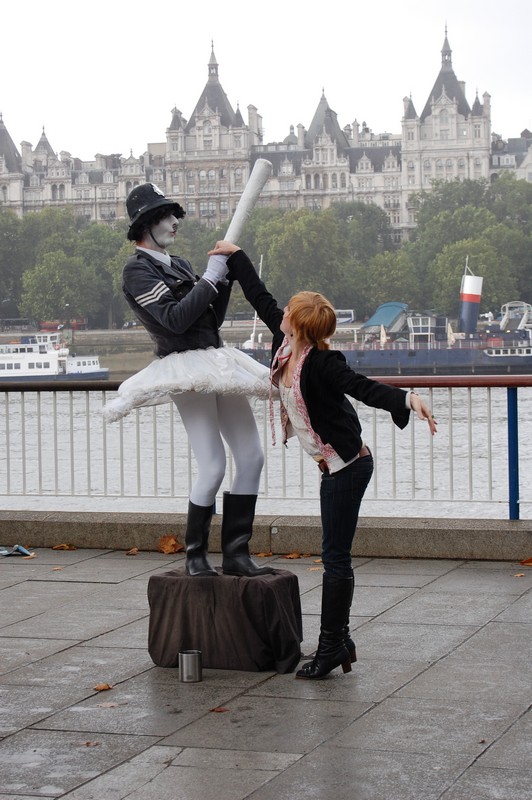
[103, 163, 275, 578]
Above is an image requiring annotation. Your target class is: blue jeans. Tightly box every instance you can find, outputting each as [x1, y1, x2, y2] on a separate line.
[319, 453, 374, 578]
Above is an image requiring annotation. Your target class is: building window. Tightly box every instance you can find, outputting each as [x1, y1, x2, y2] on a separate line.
[424, 160, 431, 170]
[186, 201, 196, 215]
[340, 173, 346, 189]
[407, 161, 414, 170]
[1, 185, 7, 202]
[474, 124, 481, 139]
[332, 173, 337, 189]
[436, 159, 443, 170]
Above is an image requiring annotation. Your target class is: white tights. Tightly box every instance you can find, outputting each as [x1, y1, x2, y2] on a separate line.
[172, 392, 264, 507]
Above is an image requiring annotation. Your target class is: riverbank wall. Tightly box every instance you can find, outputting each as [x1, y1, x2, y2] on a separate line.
[1, 509, 530, 562]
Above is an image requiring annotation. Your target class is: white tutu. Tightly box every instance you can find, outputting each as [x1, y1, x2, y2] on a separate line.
[102, 346, 276, 422]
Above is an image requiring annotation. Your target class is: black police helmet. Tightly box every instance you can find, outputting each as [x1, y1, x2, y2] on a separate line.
[126, 183, 185, 241]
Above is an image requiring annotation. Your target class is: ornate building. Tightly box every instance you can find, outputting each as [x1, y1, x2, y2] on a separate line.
[1, 33, 530, 239]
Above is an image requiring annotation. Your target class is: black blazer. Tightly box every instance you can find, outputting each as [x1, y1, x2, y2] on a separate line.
[228, 249, 410, 461]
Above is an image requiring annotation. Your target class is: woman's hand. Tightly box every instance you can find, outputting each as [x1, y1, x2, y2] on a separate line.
[208, 240, 241, 256]
[410, 392, 438, 436]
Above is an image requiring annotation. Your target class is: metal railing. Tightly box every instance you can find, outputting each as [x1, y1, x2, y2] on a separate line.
[1, 376, 531, 520]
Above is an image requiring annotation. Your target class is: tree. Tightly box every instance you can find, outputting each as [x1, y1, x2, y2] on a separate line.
[20, 251, 100, 322]
[259, 209, 350, 307]
[487, 172, 532, 235]
[427, 240, 519, 317]
[328, 201, 394, 259]
[411, 205, 498, 284]
[0, 210, 24, 313]
[410, 179, 489, 230]
[76, 223, 125, 327]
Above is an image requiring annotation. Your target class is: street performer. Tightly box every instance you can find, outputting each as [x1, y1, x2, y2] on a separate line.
[103, 182, 274, 579]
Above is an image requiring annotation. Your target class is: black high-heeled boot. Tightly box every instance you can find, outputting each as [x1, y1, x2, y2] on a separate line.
[343, 576, 357, 663]
[185, 501, 218, 577]
[221, 492, 275, 577]
[296, 575, 353, 679]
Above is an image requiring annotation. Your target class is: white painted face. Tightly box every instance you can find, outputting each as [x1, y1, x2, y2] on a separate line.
[150, 214, 179, 250]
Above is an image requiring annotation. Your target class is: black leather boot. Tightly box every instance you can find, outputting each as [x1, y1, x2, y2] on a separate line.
[221, 492, 275, 577]
[185, 501, 218, 577]
[342, 576, 357, 663]
[296, 575, 353, 679]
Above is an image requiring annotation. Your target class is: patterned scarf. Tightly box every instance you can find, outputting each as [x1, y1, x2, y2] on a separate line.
[269, 338, 337, 464]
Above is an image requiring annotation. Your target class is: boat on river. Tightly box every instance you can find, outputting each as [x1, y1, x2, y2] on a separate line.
[338, 299, 532, 376]
[240, 266, 532, 376]
[0, 331, 109, 382]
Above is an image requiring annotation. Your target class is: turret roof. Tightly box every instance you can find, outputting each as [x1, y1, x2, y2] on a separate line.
[35, 126, 55, 156]
[420, 30, 471, 122]
[306, 91, 350, 151]
[0, 113, 22, 172]
[185, 45, 240, 132]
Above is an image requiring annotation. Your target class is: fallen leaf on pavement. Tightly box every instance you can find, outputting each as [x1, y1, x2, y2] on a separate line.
[82, 741, 101, 747]
[94, 683, 113, 692]
[519, 557, 532, 566]
[255, 551, 273, 557]
[126, 547, 139, 556]
[157, 535, 184, 554]
[513, 573, 525, 578]
[52, 543, 77, 550]
[282, 552, 302, 559]
[210, 707, 229, 713]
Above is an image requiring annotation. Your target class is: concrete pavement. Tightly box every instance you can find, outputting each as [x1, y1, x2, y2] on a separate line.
[0, 547, 531, 799]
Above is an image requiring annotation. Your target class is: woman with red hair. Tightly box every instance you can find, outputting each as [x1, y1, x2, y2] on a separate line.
[211, 241, 437, 679]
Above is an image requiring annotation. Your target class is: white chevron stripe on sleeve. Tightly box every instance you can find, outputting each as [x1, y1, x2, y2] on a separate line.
[135, 281, 171, 307]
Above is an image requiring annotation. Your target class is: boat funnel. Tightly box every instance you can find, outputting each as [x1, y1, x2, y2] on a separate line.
[458, 265, 483, 334]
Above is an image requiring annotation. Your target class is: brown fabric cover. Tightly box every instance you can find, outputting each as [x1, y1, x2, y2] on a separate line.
[147, 568, 303, 673]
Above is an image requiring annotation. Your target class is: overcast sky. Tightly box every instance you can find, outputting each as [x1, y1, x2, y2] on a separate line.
[2, 0, 530, 162]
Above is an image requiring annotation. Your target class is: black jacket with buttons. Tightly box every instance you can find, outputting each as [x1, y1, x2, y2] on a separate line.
[122, 249, 232, 357]
[228, 249, 410, 461]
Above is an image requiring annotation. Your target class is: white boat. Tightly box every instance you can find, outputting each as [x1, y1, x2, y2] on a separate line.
[0, 332, 109, 382]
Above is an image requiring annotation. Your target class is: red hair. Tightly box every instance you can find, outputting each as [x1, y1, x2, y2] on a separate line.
[287, 291, 336, 350]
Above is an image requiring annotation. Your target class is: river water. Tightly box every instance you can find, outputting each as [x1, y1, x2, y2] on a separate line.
[1, 385, 530, 519]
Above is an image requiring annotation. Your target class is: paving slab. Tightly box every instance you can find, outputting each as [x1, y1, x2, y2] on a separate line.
[0, 729, 158, 797]
[0, 549, 530, 799]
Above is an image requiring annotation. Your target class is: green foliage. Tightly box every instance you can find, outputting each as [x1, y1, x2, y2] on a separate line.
[0, 210, 24, 310]
[258, 209, 350, 307]
[3, 174, 532, 327]
[410, 179, 489, 229]
[427, 240, 519, 316]
[20, 251, 100, 321]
